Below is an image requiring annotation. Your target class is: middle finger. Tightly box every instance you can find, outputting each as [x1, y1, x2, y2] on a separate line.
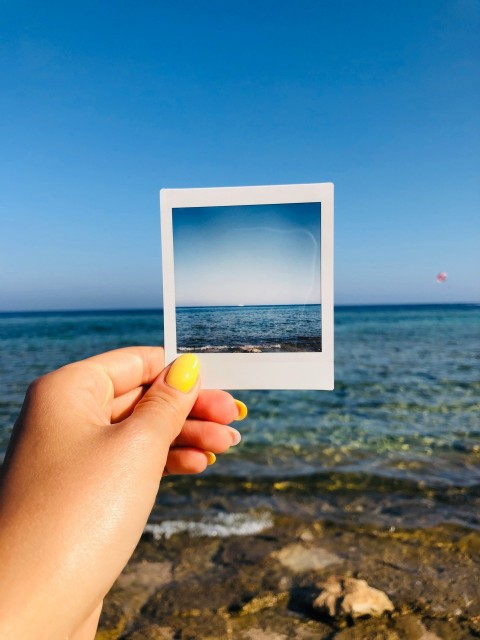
[172, 419, 241, 453]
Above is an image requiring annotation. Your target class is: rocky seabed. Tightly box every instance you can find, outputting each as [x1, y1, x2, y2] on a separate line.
[96, 513, 480, 639]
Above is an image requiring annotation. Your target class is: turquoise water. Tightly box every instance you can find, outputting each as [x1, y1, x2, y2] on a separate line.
[1, 304, 479, 529]
[176, 304, 322, 351]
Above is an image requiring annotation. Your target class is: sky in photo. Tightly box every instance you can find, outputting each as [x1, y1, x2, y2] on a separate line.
[173, 204, 321, 306]
[0, 0, 478, 310]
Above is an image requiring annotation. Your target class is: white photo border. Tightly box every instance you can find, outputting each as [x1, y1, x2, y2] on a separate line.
[160, 183, 334, 390]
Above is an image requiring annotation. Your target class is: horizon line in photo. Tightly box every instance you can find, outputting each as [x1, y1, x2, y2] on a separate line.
[176, 302, 321, 309]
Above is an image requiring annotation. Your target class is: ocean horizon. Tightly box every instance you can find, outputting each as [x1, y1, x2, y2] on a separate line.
[1, 301, 478, 315]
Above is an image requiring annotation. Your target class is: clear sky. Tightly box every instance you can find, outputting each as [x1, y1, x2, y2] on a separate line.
[173, 204, 321, 306]
[1, 0, 478, 310]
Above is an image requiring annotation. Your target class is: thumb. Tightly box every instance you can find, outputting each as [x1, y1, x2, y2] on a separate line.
[126, 353, 200, 444]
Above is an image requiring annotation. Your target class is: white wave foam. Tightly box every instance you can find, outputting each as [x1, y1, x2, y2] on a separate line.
[144, 511, 273, 541]
[178, 345, 231, 352]
[178, 344, 282, 352]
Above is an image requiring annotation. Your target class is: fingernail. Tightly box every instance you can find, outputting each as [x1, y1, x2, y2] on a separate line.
[233, 399, 248, 421]
[205, 451, 216, 466]
[228, 428, 242, 446]
[166, 354, 200, 393]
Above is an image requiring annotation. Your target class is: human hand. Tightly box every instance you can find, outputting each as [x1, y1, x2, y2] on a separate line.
[0, 347, 246, 640]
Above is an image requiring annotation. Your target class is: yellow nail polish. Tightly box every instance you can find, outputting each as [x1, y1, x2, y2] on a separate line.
[234, 399, 248, 421]
[205, 451, 216, 466]
[165, 354, 200, 393]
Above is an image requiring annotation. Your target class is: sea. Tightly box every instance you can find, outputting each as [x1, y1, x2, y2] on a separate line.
[0, 304, 479, 535]
[176, 304, 322, 352]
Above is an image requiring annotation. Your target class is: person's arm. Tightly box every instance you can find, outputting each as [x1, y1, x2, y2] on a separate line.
[0, 347, 245, 640]
[71, 603, 103, 640]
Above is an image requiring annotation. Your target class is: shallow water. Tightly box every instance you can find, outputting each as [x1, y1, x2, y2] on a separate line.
[0, 304, 479, 530]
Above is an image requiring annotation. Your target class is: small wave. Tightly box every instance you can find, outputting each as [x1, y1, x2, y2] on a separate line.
[178, 345, 231, 352]
[144, 511, 273, 540]
[177, 342, 310, 353]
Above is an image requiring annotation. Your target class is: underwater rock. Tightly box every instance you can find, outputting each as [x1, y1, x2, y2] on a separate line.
[96, 561, 173, 638]
[313, 576, 394, 619]
[233, 591, 289, 616]
[129, 625, 175, 640]
[242, 629, 288, 640]
[273, 543, 342, 573]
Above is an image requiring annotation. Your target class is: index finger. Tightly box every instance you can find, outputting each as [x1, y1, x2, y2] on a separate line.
[81, 346, 165, 398]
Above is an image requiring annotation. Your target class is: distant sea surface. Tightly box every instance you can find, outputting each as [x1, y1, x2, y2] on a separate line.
[0, 304, 479, 531]
[176, 304, 322, 352]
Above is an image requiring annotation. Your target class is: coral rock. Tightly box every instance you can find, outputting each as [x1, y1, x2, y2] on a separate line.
[274, 544, 342, 573]
[313, 576, 394, 619]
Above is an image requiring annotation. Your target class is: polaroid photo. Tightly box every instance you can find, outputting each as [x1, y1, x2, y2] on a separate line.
[160, 183, 334, 390]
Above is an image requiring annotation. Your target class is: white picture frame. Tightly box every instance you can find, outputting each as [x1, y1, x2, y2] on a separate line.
[160, 183, 334, 390]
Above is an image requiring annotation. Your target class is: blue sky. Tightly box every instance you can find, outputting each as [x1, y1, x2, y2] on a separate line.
[0, 0, 478, 310]
[173, 204, 321, 306]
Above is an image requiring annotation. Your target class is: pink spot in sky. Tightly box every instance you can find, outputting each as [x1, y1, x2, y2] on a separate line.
[436, 271, 447, 283]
